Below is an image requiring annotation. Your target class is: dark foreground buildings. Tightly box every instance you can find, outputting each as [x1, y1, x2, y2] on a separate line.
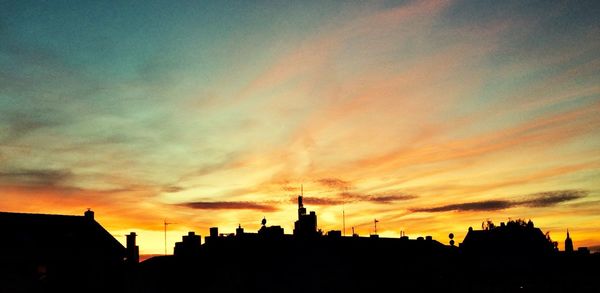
[137, 196, 599, 293]
[138, 197, 446, 292]
[2, 197, 599, 293]
[0, 210, 137, 293]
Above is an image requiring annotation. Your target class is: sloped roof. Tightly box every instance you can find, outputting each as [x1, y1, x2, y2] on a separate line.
[0, 211, 125, 261]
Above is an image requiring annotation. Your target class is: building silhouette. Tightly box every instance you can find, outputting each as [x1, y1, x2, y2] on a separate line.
[565, 229, 574, 252]
[136, 197, 599, 293]
[2, 195, 599, 292]
[139, 195, 453, 292]
[460, 219, 554, 256]
[0, 209, 129, 293]
[293, 195, 318, 237]
[174, 231, 201, 257]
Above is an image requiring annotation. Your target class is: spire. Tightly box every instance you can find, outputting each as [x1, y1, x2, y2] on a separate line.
[565, 228, 574, 253]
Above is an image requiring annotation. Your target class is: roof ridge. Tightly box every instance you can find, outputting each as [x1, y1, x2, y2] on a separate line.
[0, 211, 84, 217]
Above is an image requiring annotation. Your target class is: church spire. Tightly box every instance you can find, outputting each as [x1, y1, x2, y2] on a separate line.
[565, 229, 574, 253]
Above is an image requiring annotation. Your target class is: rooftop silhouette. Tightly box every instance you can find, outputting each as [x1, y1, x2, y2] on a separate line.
[0, 210, 135, 293]
[1, 196, 598, 293]
[141, 195, 598, 293]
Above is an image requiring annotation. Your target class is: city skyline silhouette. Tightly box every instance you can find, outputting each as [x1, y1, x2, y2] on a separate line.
[1, 195, 598, 292]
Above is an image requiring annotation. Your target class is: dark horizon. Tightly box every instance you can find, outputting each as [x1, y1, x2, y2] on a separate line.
[2, 196, 599, 292]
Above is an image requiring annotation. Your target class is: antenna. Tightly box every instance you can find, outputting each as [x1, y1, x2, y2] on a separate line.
[342, 209, 346, 237]
[342, 189, 346, 237]
[163, 219, 175, 255]
[301, 184, 303, 196]
[374, 219, 379, 234]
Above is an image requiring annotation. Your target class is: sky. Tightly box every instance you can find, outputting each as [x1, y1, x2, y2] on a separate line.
[1, 0, 599, 255]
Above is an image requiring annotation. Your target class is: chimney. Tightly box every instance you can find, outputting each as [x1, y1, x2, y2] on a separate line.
[236, 224, 244, 236]
[126, 232, 139, 264]
[84, 208, 94, 220]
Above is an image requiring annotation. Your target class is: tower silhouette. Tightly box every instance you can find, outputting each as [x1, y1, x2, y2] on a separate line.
[565, 229, 573, 252]
[293, 195, 317, 237]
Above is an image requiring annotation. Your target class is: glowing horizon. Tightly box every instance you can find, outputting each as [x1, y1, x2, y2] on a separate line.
[1, 0, 599, 254]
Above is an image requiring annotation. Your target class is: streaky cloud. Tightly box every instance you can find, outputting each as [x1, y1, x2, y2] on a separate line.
[290, 196, 345, 206]
[521, 190, 588, 207]
[162, 185, 185, 193]
[295, 192, 417, 206]
[342, 192, 417, 203]
[0, 168, 73, 187]
[179, 201, 278, 212]
[412, 200, 514, 212]
[413, 189, 588, 213]
[281, 184, 299, 192]
[316, 178, 352, 190]
[365, 194, 418, 203]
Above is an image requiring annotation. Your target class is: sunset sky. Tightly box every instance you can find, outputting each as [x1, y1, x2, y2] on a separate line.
[1, 0, 599, 255]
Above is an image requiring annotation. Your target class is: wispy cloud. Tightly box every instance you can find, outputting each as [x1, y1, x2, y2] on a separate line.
[162, 185, 184, 193]
[282, 185, 300, 192]
[412, 189, 588, 212]
[316, 178, 352, 190]
[361, 194, 418, 203]
[295, 197, 345, 206]
[413, 200, 513, 212]
[291, 192, 417, 207]
[179, 201, 278, 212]
[521, 190, 588, 207]
[0, 168, 73, 187]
